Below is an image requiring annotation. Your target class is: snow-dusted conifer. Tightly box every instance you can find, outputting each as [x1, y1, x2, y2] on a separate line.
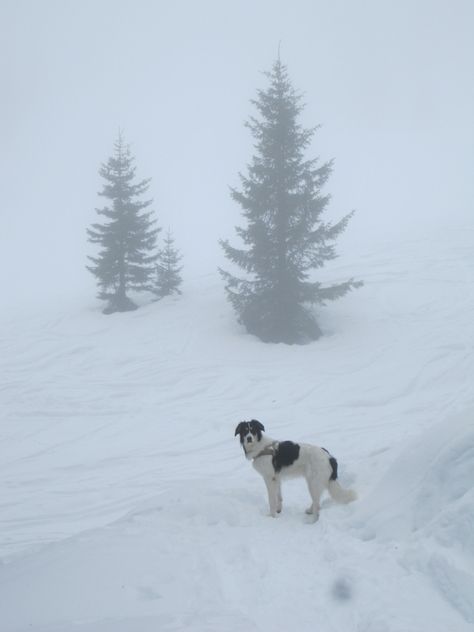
[87, 132, 160, 314]
[154, 229, 183, 298]
[219, 58, 362, 344]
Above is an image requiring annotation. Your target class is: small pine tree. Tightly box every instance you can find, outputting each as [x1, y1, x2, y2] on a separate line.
[87, 132, 160, 314]
[154, 229, 183, 298]
[219, 58, 362, 344]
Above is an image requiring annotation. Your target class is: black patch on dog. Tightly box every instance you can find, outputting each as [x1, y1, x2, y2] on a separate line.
[321, 447, 338, 480]
[272, 441, 300, 472]
[234, 419, 265, 443]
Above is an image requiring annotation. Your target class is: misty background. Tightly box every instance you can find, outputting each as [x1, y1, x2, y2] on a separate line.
[2, 0, 473, 310]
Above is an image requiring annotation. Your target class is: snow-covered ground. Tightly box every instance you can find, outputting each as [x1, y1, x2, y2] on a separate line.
[1, 227, 473, 631]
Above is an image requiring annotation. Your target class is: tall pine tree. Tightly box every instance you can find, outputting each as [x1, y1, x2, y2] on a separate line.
[220, 59, 362, 344]
[154, 229, 183, 298]
[87, 133, 160, 314]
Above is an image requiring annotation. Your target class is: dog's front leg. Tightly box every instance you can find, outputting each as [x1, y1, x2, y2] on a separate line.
[276, 480, 282, 513]
[264, 476, 280, 517]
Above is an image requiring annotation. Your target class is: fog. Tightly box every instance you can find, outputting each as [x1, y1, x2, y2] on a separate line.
[2, 0, 473, 307]
[1, 5, 474, 626]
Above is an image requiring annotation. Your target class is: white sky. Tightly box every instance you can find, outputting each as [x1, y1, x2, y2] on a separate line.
[1, 0, 473, 306]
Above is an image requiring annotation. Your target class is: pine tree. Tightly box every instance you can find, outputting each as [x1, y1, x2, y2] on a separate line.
[154, 229, 183, 298]
[219, 58, 362, 344]
[87, 132, 160, 314]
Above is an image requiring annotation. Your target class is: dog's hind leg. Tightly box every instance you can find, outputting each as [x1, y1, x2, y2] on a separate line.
[305, 480, 324, 522]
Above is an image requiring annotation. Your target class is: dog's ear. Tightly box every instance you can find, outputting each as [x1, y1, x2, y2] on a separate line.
[251, 419, 265, 432]
[234, 422, 244, 437]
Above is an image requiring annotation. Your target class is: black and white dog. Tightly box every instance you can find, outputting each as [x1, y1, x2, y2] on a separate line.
[235, 419, 356, 521]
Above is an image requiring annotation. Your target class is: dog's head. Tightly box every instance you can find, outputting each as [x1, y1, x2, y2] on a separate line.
[234, 419, 265, 449]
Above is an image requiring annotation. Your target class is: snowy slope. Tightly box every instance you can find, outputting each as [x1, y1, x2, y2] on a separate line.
[0, 227, 473, 631]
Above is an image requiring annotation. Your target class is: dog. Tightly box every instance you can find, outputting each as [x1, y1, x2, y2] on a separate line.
[235, 419, 356, 521]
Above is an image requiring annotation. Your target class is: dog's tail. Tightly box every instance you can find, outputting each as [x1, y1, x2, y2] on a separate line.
[327, 479, 357, 504]
[321, 449, 357, 504]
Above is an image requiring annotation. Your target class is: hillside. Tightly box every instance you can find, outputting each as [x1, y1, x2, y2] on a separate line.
[0, 228, 473, 632]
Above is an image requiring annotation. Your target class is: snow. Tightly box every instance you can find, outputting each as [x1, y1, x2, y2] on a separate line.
[0, 227, 473, 631]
